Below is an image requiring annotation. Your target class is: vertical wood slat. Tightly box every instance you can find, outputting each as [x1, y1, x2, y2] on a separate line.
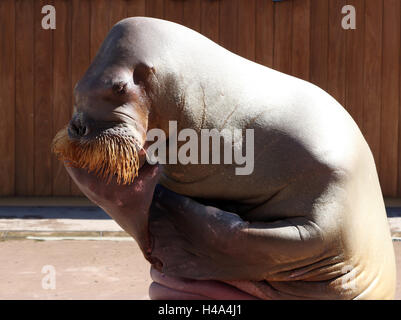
[200, 0, 219, 44]
[219, 0, 238, 54]
[345, 0, 365, 127]
[90, 0, 110, 61]
[273, 0, 293, 74]
[255, 0, 274, 68]
[292, 0, 310, 81]
[15, 0, 34, 196]
[310, 0, 329, 91]
[127, 0, 145, 19]
[52, 0, 71, 195]
[34, 0, 54, 196]
[70, 0, 91, 196]
[327, 0, 347, 106]
[183, 0, 201, 33]
[0, 0, 15, 196]
[110, 0, 127, 27]
[146, 0, 164, 19]
[398, 15, 401, 196]
[238, 0, 255, 61]
[164, 0, 184, 24]
[363, 0, 383, 173]
[380, 0, 400, 196]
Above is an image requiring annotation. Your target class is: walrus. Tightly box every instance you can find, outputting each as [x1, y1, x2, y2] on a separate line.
[53, 17, 396, 299]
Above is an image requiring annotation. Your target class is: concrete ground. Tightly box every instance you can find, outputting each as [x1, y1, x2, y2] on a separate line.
[0, 201, 400, 300]
[0, 239, 151, 300]
[0, 239, 399, 300]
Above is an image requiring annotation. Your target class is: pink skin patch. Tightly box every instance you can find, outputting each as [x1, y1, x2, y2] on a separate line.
[149, 266, 259, 300]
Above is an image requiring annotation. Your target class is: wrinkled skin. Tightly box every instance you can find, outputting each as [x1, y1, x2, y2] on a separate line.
[66, 164, 259, 299]
[61, 17, 396, 300]
[65, 163, 160, 263]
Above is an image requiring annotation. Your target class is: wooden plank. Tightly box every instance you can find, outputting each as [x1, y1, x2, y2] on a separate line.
[164, 0, 184, 24]
[310, 0, 329, 90]
[200, 0, 219, 43]
[52, 0, 71, 196]
[219, 0, 239, 53]
[110, 0, 127, 27]
[0, 0, 15, 196]
[127, 0, 145, 18]
[292, 0, 310, 81]
[327, 0, 346, 106]
[34, 0, 54, 196]
[345, 0, 365, 127]
[380, 0, 400, 196]
[273, 0, 293, 74]
[71, 0, 91, 92]
[183, 0, 201, 32]
[71, 0, 91, 196]
[255, 0, 274, 68]
[363, 0, 383, 174]
[90, 0, 110, 60]
[15, 0, 34, 196]
[398, 24, 401, 196]
[145, 0, 164, 19]
[238, 0, 255, 61]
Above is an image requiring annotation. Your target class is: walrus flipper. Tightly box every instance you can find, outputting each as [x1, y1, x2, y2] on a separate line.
[149, 185, 335, 282]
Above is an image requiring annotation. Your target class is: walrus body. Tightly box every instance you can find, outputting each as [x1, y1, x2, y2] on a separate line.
[56, 17, 396, 299]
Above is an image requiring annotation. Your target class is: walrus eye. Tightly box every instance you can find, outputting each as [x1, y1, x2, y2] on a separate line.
[133, 62, 154, 87]
[112, 82, 127, 95]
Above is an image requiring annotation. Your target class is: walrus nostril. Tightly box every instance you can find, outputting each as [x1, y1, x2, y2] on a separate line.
[112, 82, 127, 95]
[68, 117, 89, 139]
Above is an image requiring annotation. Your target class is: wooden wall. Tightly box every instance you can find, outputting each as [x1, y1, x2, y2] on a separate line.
[0, 0, 400, 197]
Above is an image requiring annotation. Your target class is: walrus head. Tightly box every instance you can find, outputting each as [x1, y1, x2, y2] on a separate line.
[51, 79, 150, 185]
[52, 20, 158, 185]
[51, 76, 150, 184]
[52, 17, 219, 185]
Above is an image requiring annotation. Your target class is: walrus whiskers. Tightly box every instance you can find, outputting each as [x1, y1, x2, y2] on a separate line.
[51, 127, 142, 185]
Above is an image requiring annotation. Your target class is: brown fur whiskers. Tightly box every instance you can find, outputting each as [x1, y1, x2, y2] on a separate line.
[51, 126, 142, 185]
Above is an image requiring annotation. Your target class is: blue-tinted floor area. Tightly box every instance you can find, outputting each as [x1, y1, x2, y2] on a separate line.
[0, 206, 400, 220]
[386, 207, 401, 218]
[0, 206, 110, 219]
